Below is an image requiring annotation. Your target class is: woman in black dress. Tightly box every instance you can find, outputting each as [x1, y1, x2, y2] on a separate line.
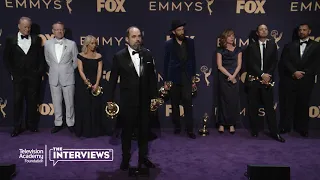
[74, 35, 107, 137]
[216, 29, 242, 134]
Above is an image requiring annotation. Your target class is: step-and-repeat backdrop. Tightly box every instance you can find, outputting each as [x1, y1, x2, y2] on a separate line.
[0, 0, 319, 129]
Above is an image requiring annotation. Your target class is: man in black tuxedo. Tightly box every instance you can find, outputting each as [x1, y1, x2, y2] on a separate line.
[107, 26, 157, 171]
[245, 24, 285, 142]
[3, 17, 45, 137]
[163, 20, 196, 139]
[279, 23, 320, 137]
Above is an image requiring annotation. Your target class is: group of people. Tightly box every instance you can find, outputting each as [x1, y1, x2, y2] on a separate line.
[216, 23, 320, 143]
[2, 16, 320, 171]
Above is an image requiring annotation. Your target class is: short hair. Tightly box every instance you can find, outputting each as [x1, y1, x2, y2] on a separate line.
[126, 26, 140, 37]
[52, 21, 65, 29]
[81, 35, 97, 53]
[19, 17, 32, 24]
[219, 29, 236, 48]
[299, 23, 312, 30]
[256, 24, 267, 32]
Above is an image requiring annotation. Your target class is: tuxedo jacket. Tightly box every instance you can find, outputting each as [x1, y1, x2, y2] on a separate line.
[44, 38, 78, 86]
[281, 39, 320, 78]
[245, 40, 278, 80]
[107, 47, 158, 112]
[163, 37, 196, 84]
[3, 34, 45, 82]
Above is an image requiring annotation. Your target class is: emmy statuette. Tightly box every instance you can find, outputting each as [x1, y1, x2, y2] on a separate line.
[198, 113, 210, 136]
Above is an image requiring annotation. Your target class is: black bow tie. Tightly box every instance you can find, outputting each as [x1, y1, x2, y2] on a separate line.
[21, 35, 28, 39]
[132, 51, 139, 55]
[300, 41, 308, 45]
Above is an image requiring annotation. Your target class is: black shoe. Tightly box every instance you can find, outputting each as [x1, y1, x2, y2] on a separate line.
[51, 126, 63, 134]
[11, 128, 23, 137]
[272, 134, 285, 143]
[174, 128, 181, 134]
[300, 131, 308, 137]
[187, 132, 196, 139]
[139, 158, 156, 168]
[251, 132, 258, 137]
[68, 126, 74, 133]
[148, 132, 158, 141]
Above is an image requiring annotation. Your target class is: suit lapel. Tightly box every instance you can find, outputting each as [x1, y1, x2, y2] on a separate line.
[254, 41, 262, 66]
[301, 40, 315, 60]
[51, 41, 59, 63]
[13, 36, 26, 54]
[124, 48, 139, 77]
[59, 39, 67, 62]
[264, 40, 273, 61]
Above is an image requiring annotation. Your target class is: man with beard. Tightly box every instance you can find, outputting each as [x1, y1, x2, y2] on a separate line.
[245, 24, 285, 142]
[279, 23, 320, 137]
[107, 26, 158, 171]
[163, 20, 196, 139]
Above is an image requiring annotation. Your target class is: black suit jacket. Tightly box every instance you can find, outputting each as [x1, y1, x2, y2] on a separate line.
[163, 37, 196, 84]
[3, 34, 45, 81]
[281, 39, 320, 78]
[107, 47, 158, 112]
[245, 40, 278, 79]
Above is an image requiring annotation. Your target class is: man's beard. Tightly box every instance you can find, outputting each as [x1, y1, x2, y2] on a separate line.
[176, 34, 185, 41]
[131, 43, 141, 51]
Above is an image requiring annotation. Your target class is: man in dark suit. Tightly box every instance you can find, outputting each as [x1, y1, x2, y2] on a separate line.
[163, 20, 196, 139]
[107, 26, 157, 171]
[245, 24, 285, 142]
[279, 23, 320, 137]
[3, 17, 45, 137]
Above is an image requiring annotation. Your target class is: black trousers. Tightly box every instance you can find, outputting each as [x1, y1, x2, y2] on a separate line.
[247, 81, 278, 134]
[170, 73, 193, 131]
[121, 106, 149, 161]
[279, 75, 314, 132]
[12, 75, 41, 130]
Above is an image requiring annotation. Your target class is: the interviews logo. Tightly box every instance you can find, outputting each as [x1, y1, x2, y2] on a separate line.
[236, 0, 266, 14]
[97, 0, 126, 13]
[149, 0, 215, 15]
[5, 0, 73, 14]
[18, 145, 114, 166]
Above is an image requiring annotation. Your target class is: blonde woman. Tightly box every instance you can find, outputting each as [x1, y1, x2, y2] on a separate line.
[74, 35, 106, 138]
[216, 29, 242, 134]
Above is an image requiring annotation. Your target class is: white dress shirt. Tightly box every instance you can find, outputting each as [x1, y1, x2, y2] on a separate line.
[17, 32, 31, 54]
[258, 40, 267, 71]
[55, 38, 64, 63]
[128, 46, 141, 76]
[300, 38, 309, 57]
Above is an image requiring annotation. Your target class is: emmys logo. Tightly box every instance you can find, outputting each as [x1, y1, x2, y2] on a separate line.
[97, 0, 126, 12]
[80, 36, 124, 46]
[5, 0, 73, 14]
[236, 0, 266, 14]
[200, 65, 212, 86]
[290, 1, 320, 12]
[270, 30, 283, 49]
[0, 97, 7, 118]
[149, 0, 215, 15]
[309, 106, 320, 118]
[166, 35, 195, 41]
[38, 103, 54, 116]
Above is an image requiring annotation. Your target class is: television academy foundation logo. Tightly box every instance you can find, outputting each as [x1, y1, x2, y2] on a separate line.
[18, 145, 114, 166]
